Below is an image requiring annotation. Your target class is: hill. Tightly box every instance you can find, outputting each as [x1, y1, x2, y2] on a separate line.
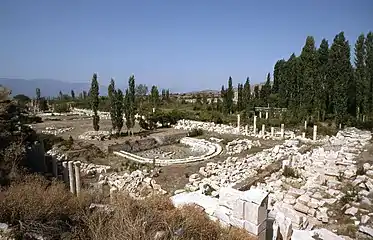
[0, 78, 109, 98]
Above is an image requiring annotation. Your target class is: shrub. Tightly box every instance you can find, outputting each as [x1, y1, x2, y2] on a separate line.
[282, 166, 299, 178]
[188, 128, 203, 137]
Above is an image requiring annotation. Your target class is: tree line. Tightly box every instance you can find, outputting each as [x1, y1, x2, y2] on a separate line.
[219, 31, 373, 126]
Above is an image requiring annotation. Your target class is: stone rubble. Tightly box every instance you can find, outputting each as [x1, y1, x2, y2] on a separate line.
[41, 126, 74, 135]
[78, 130, 111, 141]
[249, 127, 373, 237]
[188, 139, 301, 192]
[225, 139, 261, 155]
[174, 119, 296, 139]
[96, 169, 167, 199]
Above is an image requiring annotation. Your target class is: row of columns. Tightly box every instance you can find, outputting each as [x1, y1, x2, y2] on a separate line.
[51, 157, 81, 196]
[237, 115, 318, 141]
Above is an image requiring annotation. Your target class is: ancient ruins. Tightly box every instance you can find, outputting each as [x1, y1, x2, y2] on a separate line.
[15, 107, 373, 240]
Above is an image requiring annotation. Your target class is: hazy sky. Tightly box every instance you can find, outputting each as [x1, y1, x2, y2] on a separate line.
[1, 0, 372, 92]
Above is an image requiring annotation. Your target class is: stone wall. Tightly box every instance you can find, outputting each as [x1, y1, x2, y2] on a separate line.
[108, 131, 187, 153]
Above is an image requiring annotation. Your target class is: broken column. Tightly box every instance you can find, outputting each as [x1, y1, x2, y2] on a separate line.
[259, 111, 262, 119]
[265, 111, 268, 119]
[62, 161, 69, 185]
[261, 124, 265, 138]
[68, 161, 76, 194]
[152, 107, 155, 113]
[302, 132, 306, 138]
[237, 114, 241, 131]
[270, 127, 274, 137]
[74, 161, 81, 196]
[280, 124, 285, 139]
[304, 120, 307, 130]
[313, 125, 317, 141]
[245, 125, 248, 135]
[253, 116, 257, 135]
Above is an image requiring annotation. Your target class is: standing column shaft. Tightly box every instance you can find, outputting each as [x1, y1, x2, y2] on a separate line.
[265, 111, 268, 119]
[259, 111, 262, 118]
[281, 124, 285, 138]
[302, 132, 306, 138]
[68, 161, 76, 194]
[262, 124, 265, 138]
[62, 161, 69, 185]
[245, 125, 248, 135]
[270, 127, 274, 137]
[304, 120, 307, 130]
[253, 116, 257, 135]
[74, 162, 81, 196]
[313, 125, 317, 141]
[237, 114, 240, 131]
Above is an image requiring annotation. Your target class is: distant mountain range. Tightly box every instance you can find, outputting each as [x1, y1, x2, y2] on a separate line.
[0, 78, 111, 98]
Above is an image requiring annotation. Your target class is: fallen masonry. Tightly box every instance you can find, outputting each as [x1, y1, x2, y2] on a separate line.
[41, 126, 74, 135]
[225, 139, 261, 155]
[174, 127, 373, 239]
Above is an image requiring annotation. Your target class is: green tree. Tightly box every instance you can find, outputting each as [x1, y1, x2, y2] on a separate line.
[221, 85, 227, 114]
[226, 76, 234, 114]
[124, 89, 131, 135]
[237, 83, 243, 111]
[108, 78, 117, 131]
[260, 73, 272, 106]
[366, 32, 373, 116]
[128, 75, 136, 135]
[71, 90, 75, 100]
[317, 39, 329, 120]
[243, 77, 251, 113]
[150, 85, 160, 108]
[329, 32, 352, 124]
[354, 34, 367, 120]
[299, 36, 318, 120]
[115, 89, 124, 133]
[90, 73, 100, 131]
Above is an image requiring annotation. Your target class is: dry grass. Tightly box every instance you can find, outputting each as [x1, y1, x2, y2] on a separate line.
[0, 175, 256, 240]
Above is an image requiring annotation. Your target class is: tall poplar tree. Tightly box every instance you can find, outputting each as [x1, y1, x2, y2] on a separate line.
[317, 39, 329, 120]
[226, 77, 234, 114]
[366, 32, 373, 115]
[115, 89, 124, 133]
[108, 78, 117, 131]
[90, 73, 100, 131]
[354, 34, 367, 119]
[243, 77, 251, 113]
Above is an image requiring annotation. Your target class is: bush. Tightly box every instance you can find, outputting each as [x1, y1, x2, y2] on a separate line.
[0, 175, 93, 239]
[282, 166, 299, 178]
[187, 128, 203, 137]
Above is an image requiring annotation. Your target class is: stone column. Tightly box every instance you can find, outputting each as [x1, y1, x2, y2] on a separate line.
[253, 116, 257, 135]
[74, 161, 81, 196]
[68, 161, 76, 194]
[152, 108, 155, 113]
[280, 124, 285, 139]
[51, 156, 58, 177]
[265, 111, 269, 119]
[304, 120, 307, 130]
[259, 111, 262, 119]
[62, 161, 69, 185]
[302, 132, 306, 138]
[313, 125, 317, 141]
[270, 127, 274, 137]
[339, 123, 342, 129]
[237, 114, 240, 131]
[245, 125, 248, 135]
[262, 124, 265, 138]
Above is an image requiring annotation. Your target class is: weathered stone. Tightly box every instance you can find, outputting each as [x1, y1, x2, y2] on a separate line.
[294, 202, 309, 214]
[345, 206, 358, 216]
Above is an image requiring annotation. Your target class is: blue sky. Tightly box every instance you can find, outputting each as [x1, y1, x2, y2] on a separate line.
[1, 0, 372, 92]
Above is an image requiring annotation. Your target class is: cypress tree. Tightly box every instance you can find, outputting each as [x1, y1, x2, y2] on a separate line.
[299, 36, 317, 120]
[366, 32, 373, 115]
[115, 89, 124, 133]
[243, 77, 251, 113]
[287, 54, 300, 114]
[128, 75, 136, 135]
[226, 77, 234, 114]
[237, 83, 243, 111]
[124, 89, 131, 135]
[354, 34, 367, 119]
[90, 73, 100, 131]
[317, 39, 329, 120]
[150, 85, 160, 108]
[71, 90, 75, 100]
[276, 60, 287, 108]
[329, 32, 352, 124]
[260, 73, 272, 106]
[221, 85, 227, 114]
[108, 78, 117, 131]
